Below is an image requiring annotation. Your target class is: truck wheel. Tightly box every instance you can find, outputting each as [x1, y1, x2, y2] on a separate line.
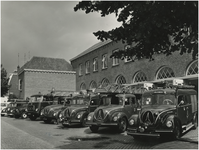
[172, 122, 181, 139]
[29, 116, 37, 121]
[192, 114, 198, 129]
[21, 113, 27, 119]
[118, 117, 127, 133]
[14, 115, 20, 119]
[90, 125, 99, 133]
[81, 117, 87, 127]
[44, 119, 51, 124]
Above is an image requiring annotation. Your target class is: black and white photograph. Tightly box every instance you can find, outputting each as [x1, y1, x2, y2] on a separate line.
[1, 1, 198, 149]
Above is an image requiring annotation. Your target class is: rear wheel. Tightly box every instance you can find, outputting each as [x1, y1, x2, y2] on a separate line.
[44, 119, 52, 124]
[90, 125, 99, 133]
[172, 122, 181, 139]
[118, 117, 127, 133]
[29, 116, 37, 121]
[81, 116, 87, 127]
[192, 114, 198, 129]
[14, 115, 20, 119]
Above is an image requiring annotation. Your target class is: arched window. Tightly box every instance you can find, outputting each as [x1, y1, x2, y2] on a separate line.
[186, 60, 198, 75]
[115, 75, 126, 84]
[101, 78, 110, 87]
[133, 71, 147, 83]
[80, 83, 86, 90]
[156, 66, 175, 80]
[89, 81, 97, 89]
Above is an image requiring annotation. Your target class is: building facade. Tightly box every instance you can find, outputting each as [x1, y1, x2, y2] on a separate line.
[17, 56, 76, 99]
[8, 71, 20, 100]
[70, 40, 198, 91]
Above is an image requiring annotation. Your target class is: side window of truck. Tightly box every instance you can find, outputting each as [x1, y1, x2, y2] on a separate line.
[178, 95, 187, 106]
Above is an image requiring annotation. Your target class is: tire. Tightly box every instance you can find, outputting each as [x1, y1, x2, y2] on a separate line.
[14, 115, 20, 119]
[90, 125, 99, 133]
[44, 119, 52, 124]
[192, 114, 198, 129]
[21, 113, 27, 119]
[118, 117, 127, 133]
[81, 116, 87, 127]
[29, 116, 37, 121]
[172, 122, 181, 139]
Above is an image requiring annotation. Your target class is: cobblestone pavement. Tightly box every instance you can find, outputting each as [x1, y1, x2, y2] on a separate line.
[56, 127, 198, 149]
[152, 127, 198, 149]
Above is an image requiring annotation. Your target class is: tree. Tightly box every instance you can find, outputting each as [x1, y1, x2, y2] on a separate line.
[74, 1, 198, 61]
[1, 64, 10, 97]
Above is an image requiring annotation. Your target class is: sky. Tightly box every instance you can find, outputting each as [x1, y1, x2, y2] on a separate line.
[1, 1, 121, 74]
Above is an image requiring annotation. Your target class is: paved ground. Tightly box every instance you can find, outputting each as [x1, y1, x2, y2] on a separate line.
[56, 127, 198, 149]
[1, 116, 198, 149]
[152, 127, 198, 149]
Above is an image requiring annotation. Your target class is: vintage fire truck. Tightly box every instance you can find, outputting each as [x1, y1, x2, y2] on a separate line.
[26, 93, 54, 120]
[40, 96, 71, 124]
[59, 93, 100, 127]
[127, 79, 198, 140]
[86, 83, 153, 133]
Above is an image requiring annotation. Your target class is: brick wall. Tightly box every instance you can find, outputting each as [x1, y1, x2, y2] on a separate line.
[18, 70, 76, 99]
[71, 41, 196, 91]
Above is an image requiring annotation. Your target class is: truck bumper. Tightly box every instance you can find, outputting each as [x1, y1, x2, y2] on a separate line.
[127, 128, 173, 137]
[86, 122, 118, 127]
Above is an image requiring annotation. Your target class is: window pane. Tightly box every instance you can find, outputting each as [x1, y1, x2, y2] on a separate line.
[157, 67, 175, 80]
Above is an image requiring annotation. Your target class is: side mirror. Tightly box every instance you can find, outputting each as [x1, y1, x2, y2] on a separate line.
[178, 100, 184, 106]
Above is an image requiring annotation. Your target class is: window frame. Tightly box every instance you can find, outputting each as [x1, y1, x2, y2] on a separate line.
[85, 60, 90, 74]
[112, 49, 119, 66]
[102, 53, 108, 69]
[78, 63, 83, 76]
[93, 57, 98, 72]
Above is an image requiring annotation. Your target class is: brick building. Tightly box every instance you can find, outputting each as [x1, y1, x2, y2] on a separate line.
[70, 40, 198, 91]
[17, 56, 76, 99]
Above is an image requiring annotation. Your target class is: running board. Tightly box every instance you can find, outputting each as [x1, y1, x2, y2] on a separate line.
[182, 123, 194, 133]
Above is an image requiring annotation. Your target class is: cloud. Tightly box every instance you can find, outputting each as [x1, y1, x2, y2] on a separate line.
[1, 1, 121, 74]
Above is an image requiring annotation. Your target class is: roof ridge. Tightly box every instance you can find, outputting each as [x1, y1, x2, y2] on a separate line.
[70, 39, 112, 61]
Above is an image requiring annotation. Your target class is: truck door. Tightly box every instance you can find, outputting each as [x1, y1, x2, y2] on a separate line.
[177, 95, 188, 125]
[89, 96, 100, 112]
[123, 97, 136, 118]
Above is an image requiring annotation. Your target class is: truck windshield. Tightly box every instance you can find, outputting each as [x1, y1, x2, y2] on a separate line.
[142, 94, 175, 106]
[71, 98, 87, 105]
[100, 96, 120, 106]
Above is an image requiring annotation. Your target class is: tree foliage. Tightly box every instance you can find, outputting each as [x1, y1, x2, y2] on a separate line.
[1, 64, 10, 97]
[74, 1, 198, 61]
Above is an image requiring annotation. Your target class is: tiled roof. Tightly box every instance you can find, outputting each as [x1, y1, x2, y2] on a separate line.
[19, 56, 73, 72]
[70, 39, 112, 61]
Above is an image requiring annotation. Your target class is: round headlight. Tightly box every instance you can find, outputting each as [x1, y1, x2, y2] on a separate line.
[87, 115, 92, 121]
[41, 112, 43, 115]
[53, 113, 56, 116]
[59, 113, 62, 118]
[129, 119, 135, 125]
[11, 110, 13, 112]
[166, 120, 173, 127]
[36, 108, 38, 111]
[77, 114, 81, 119]
[113, 116, 118, 121]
